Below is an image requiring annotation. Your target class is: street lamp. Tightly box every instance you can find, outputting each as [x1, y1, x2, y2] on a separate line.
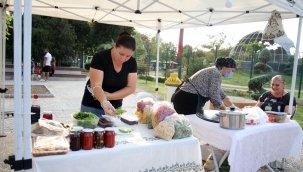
[164, 48, 169, 79]
[215, 45, 219, 61]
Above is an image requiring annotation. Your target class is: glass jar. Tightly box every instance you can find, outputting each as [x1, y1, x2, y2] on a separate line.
[94, 128, 105, 149]
[104, 127, 115, 148]
[81, 129, 94, 150]
[73, 126, 84, 148]
[69, 129, 81, 151]
[42, 111, 53, 120]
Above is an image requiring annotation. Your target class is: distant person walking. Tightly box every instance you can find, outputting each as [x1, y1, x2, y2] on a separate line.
[40, 48, 52, 81]
[31, 58, 35, 74]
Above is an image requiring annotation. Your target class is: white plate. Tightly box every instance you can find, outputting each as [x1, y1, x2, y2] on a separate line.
[265, 111, 288, 116]
[115, 128, 134, 135]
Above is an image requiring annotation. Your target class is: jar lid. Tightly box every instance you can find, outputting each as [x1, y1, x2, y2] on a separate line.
[73, 126, 84, 131]
[83, 128, 94, 132]
[94, 128, 105, 132]
[219, 109, 247, 116]
[105, 127, 116, 131]
[43, 111, 52, 114]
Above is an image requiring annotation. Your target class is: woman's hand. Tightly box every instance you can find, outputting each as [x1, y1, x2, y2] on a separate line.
[101, 101, 116, 116]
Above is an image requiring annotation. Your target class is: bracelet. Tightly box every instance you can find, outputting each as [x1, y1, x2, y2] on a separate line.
[92, 86, 102, 92]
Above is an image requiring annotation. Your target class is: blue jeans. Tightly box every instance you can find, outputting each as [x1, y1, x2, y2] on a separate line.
[80, 104, 121, 118]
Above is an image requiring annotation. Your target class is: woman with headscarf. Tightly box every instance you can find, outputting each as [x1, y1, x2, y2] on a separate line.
[172, 56, 237, 115]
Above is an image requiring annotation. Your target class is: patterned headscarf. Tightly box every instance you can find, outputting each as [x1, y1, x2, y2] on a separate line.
[215, 57, 237, 68]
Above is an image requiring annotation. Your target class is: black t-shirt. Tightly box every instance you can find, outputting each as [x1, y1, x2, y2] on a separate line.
[81, 49, 137, 109]
[259, 91, 296, 112]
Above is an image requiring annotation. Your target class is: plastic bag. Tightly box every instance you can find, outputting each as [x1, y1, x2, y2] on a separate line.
[102, 115, 125, 127]
[173, 116, 192, 139]
[153, 119, 175, 141]
[151, 101, 176, 128]
[136, 98, 154, 112]
[147, 113, 153, 129]
[165, 114, 193, 139]
[242, 107, 268, 125]
[31, 119, 69, 137]
[140, 106, 153, 124]
[135, 98, 155, 123]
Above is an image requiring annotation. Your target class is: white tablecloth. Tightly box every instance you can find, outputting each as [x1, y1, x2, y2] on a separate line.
[186, 113, 303, 172]
[32, 124, 202, 172]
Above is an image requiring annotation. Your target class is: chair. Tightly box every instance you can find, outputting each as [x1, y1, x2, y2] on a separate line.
[136, 92, 155, 101]
[266, 105, 298, 171]
[290, 105, 297, 120]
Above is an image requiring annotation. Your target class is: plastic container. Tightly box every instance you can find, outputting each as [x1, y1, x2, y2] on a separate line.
[94, 128, 105, 149]
[267, 115, 275, 123]
[31, 94, 41, 124]
[71, 114, 99, 129]
[98, 117, 114, 128]
[32, 136, 69, 157]
[104, 127, 116, 148]
[81, 129, 94, 150]
[245, 117, 261, 125]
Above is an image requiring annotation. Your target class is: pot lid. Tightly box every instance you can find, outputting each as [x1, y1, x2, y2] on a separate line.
[219, 107, 248, 115]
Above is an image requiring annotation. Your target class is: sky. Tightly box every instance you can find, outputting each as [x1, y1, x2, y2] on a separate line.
[135, 18, 303, 56]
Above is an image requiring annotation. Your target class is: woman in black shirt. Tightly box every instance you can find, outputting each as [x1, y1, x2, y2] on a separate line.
[81, 35, 137, 117]
[256, 75, 296, 116]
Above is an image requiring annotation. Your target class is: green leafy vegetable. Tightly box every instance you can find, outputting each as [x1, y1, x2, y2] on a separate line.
[119, 128, 133, 133]
[73, 112, 95, 120]
[114, 109, 127, 115]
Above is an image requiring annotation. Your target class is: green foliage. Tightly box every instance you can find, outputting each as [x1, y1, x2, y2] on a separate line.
[6, 13, 13, 39]
[157, 77, 166, 83]
[284, 55, 294, 75]
[73, 112, 95, 120]
[60, 60, 72, 67]
[84, 61, 91, 70]
[248, 48, 274, 100]
[258, 48, 271, 63]
[139, 75, 154, 81]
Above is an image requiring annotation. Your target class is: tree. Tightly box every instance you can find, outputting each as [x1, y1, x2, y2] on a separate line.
[201, 32, 232, 62]
[284, 55, 294, 75]
[68, 20, 91, 67]
[248, 48, 274, 100]
[30, 16, 77, 66]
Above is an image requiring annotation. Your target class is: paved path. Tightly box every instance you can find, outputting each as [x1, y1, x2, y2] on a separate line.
[0, 79, 302, 172]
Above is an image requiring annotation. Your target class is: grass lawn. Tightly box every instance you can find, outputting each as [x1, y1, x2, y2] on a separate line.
[136, 78, 303, 128]
[223, 70, 303, 91]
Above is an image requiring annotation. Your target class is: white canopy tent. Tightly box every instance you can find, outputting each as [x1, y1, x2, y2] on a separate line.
[0, 0, 302, 171]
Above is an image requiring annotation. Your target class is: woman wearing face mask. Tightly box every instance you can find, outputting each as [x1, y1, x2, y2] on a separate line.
[172, 56, 237, 115]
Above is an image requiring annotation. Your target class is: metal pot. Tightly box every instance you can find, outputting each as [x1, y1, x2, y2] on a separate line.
[216, 108, 248, 130]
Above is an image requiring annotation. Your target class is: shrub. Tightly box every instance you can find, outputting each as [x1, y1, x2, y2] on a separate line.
[84, 61, 91, 70]
[60, 60, 72, 67]
[157, 77, 166, 83]
[139, 75, 154, 81]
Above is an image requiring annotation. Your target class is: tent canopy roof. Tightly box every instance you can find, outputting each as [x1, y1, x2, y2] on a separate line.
[4, 0, 303, 31]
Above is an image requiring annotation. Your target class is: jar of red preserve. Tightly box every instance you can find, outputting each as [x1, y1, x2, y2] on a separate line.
[81, 129, 94, 150]
[69, 129, 81, 151]
[93, 128, 104, 149]
[73, 126, 84, 148]
[42, 111, 53, 120]
[104, 127, 115, 148]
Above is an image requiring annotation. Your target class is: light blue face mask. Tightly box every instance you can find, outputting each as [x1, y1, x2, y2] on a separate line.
[223, 70, 233, 78]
